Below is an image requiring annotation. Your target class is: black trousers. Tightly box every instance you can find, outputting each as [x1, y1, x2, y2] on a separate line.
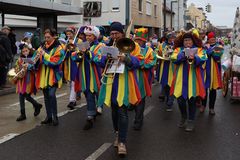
[177, 96, 196, 120]
[202, 89, 217, 109]
[0, 65, 8, 86]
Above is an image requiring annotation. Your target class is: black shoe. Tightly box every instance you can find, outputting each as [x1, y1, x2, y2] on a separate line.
[67, 102, 76, 110]
[52, 116, 59, 126]
[34, 104, 42, 117]
[16, 115, 26, 121]
[133, 123, 142, 131]
[83, 119, 94, 130]
[41, 117, 52, 124]
[158, 96, 165, 102]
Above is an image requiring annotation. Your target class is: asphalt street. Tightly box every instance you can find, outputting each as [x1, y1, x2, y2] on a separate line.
[0, 83, 239, 160]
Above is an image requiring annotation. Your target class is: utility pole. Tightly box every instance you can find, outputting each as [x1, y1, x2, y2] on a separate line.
[163, 0, 166, 31]
[171, 1, 177, 30]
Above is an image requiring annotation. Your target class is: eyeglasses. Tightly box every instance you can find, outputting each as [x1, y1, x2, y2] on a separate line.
[110, 32, 121, 36]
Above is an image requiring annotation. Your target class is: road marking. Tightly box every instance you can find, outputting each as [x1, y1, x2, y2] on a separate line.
[0, 133, 19, 144]
[85, 143, 112, 160]
[57, 102, 86, 117]
[8, 93, 67, 107]
[144, 105, 154, 116]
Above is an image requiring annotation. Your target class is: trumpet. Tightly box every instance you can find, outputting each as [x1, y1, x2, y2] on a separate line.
[156, 45, 173, 60]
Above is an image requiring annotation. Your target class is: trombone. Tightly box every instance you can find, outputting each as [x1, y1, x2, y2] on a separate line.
[101, 20, 136, 85]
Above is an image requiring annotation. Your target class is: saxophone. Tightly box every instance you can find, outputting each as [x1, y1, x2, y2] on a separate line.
[8, 46, 44, 84]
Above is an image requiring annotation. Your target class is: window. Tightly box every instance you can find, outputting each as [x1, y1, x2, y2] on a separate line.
[138, 0, 143, 12]
[154, 4, 157, 17]
[112, 0, 120, 11]
[146, 1, 152, 16]
[102, 0, 108, 12]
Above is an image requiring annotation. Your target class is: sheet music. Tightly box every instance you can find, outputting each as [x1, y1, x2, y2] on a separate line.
[106, 60, 125, 74]
[184, 48, 198, 57]
[101, 46, 120, 59]
[22, 58, 35, 64]
[76, 41, 90, 51]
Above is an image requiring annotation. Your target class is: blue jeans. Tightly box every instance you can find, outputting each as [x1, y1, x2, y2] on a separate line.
[43, 86, 57, 119]
[134, 98, 145, 127]
[84, 91, 96, 119]
[177, 96, 196, 120]
[19, 93, 39, 115]
[111, 104, 128, 143]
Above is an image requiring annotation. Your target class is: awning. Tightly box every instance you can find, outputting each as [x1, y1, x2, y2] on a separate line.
[0, 0, 83, 16]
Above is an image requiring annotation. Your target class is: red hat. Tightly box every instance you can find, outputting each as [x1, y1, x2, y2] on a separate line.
[207, 32, 215, 40]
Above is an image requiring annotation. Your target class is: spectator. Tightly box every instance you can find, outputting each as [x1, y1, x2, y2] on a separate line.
[0, 30, 13, 89]
[32, 28, 41, 49]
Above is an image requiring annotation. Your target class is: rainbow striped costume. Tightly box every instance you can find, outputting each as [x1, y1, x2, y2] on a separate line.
[156, 42, 175, 88]
[63, 39, 82, 82]
[94, 43, 142, 107]
[73, 40, 104, 93]
[33, 40, 65, 89]
[137, 45, 157, 98]
[16, 57, 36, 94]
[170, 47, 207, 99]
[204, 43, 224, 90]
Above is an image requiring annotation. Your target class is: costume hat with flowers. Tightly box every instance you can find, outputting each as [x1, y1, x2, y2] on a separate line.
[134, 28, 148, 41]
[84, 26, 100, 38]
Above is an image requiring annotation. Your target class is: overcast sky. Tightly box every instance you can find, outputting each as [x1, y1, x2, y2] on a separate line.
[187, 0, 239, 28]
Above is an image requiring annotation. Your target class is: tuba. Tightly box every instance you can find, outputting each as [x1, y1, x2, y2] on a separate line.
[101, 20, 135, 85]
[8, 46, 44, 84]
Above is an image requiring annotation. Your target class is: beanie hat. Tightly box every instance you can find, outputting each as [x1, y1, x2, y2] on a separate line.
[134, 28, 148, 41]
[97, 26, 106, 36]
[1, 25, 11, 31]
[207, 31, 215, 40]
[84, 26, 100, 38]
[65, 26, 76, 34]
[23, 32, 33, 39]
[109, 22, 124, 34]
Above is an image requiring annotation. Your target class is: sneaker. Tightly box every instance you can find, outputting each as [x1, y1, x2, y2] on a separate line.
[97, 107, 103, 115]
[67, 102, 76, 110]
[34, 104, 42, 116]
[199, 105, 206, 113]
[166, 105, 173, 112]
[178, 118, 186, 128]
[83, 119, 93, 130]
[113, 133, 118, 148]
[16, 114, 26, 121]
[185, 120, 195, 132]
[118, 143, 127, 155]
[209, 109, 215, 115]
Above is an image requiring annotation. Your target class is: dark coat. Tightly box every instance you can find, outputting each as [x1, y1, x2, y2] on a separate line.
[0, 31, 13, 66]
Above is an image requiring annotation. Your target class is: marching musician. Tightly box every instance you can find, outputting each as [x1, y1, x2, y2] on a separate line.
[133, 28, 156, 130]
[15, 42, 42, 121]
[94, 22, 142, 155]
[156, 31, 176, 111]
[200, 32, 224, 115]
[33, 28, 65, 126]
[72, 26, 104, 130]
[63, 26, 82, 110]
[170, 31, 207, 132]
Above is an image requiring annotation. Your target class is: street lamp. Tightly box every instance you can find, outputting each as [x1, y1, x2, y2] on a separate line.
[171, 0, 178, 30]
